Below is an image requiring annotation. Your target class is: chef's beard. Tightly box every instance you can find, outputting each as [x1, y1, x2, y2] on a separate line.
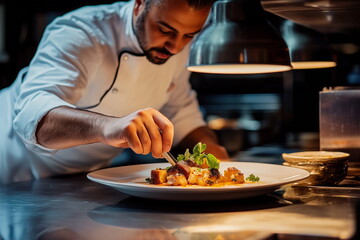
[135, 10, 173, 65]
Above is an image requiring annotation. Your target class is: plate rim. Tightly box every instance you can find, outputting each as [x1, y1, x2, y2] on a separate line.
[87, 162, 309, 200]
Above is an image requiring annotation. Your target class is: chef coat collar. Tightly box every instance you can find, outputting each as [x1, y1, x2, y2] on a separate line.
[123, 0, 144, 55]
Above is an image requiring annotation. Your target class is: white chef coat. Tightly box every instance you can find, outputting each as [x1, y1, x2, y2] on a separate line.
[0, 0, 206, 184]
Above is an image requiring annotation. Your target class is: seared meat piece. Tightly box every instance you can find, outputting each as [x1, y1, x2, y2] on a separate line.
[183, 159, 197, 167]
[150, 169, 167, 184]
[182, 159, 197, 167]
[167, 159, 196, 177]
[174, 161, 192, 178]
[167, 166, 179, 176]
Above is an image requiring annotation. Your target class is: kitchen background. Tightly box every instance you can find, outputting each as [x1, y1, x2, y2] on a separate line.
[0, 0, 359, 158]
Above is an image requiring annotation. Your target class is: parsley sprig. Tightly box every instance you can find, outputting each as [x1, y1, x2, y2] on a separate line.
[246, 174, 260, 182]
[176, 142, 220, 169]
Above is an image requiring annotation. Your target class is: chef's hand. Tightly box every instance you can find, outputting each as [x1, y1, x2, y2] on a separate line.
[102, 108, 173, 158]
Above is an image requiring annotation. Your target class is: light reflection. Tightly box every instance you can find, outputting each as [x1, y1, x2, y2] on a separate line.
[291, 61, 336, 69]
[187, 64, 292, 74]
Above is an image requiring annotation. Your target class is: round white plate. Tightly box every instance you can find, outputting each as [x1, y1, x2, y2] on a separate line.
[87, 162, 309, 201]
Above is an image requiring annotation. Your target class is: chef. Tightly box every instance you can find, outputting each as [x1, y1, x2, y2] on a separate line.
[0, 0, 228, 184]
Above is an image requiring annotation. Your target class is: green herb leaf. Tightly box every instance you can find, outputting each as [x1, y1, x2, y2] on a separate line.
[193, 154, 203, 166]
[177, 142, 221, 169]
[184, 149, 191, 160]
[177, 154, 185, 161]
[246, 174, 260, 182]
[193, 142, 206, 155]
[206, 153, 220, 169]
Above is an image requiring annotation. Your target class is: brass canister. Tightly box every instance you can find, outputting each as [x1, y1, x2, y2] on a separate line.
[282, 151, 349, 186]
[320, 87, 360, 174]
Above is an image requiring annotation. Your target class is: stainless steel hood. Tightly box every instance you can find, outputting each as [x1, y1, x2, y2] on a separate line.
[262, 0, 360, 41]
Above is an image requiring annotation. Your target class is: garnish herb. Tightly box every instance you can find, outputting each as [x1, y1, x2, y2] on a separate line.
[207, 154, 219, 169]
[176, 142, 220, 169]
[193, 142, 206, 155]
[246, 174, 260, 182]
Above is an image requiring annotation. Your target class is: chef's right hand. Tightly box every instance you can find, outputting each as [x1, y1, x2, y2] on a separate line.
[102, 108, 173, 158]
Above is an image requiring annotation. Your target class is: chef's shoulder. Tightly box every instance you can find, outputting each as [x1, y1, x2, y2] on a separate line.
[43, 2, 129, 42]
[62, 2, 127, 23]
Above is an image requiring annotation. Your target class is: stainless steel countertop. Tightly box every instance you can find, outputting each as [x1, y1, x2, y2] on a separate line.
[0, 165, 357, 240]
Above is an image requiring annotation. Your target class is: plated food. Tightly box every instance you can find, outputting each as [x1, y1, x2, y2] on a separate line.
[87, 162, 309, 201]
[148, 142, 260, 187]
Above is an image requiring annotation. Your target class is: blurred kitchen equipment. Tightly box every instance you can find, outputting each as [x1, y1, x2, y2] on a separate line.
[262, 0, 360, 39]
[277, 19, 336, 69]
[201, 93, 282, 155]
[320, 87, 360, 176]
[286, 132, 320, 150]
[282, 151, 349, 186]
[187, 0, 291, 74]
[208, 117, 244, 155]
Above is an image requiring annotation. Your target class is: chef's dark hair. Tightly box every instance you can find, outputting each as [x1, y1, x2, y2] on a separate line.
[185, 0, 215, 9]
[145, 0, 215, 11]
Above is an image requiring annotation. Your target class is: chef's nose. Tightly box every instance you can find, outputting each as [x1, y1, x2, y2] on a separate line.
[165, 36, 187, 55]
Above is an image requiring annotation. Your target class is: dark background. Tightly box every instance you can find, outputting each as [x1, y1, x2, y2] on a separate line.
[0, 0, 359, 154]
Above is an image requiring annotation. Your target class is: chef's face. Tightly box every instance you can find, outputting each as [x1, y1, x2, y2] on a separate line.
[133, 0, 211, 64]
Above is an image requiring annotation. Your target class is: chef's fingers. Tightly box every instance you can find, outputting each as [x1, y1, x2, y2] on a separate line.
[125, 117, 152, 155]
[121, 121, 144, 154]
[140, 110, 166, 158]
[130, 109, 162, 156]
[143, 122, 163, 158]
[111, 108, 172, 157]
[153, 112, 173, 153]
[135, 119, 152, 155]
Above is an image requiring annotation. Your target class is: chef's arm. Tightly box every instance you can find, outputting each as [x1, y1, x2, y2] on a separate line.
[174, 126, 230, 160]
[36, 106, 173, 157]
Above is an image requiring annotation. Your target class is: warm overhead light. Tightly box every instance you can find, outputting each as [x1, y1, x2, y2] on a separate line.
[291, 61, 336, 69]
[277, 20, 337, 69]
[187, 64, 291, 74]
[187, 0, 292, 74]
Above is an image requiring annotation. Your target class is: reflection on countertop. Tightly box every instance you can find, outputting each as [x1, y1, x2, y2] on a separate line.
[0, 166, 357, 240]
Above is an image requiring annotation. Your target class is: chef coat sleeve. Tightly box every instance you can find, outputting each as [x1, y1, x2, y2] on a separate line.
[12, 16, 105, 154]
[160, 64, 206, 146]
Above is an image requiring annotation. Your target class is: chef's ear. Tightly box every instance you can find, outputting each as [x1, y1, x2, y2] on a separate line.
[134, 0, 146, 17]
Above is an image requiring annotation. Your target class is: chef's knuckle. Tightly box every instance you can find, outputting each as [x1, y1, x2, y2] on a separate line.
[137, 110, 147, 118]
[162, 124, 173, 134]
[131, 117, 142, 125]
[150, 133, 160, 141]
[123, 125, 134, 134]
[139, 108, 154, 116]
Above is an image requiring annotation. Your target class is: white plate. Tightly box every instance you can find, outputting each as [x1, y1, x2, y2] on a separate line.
[87, 162, 309, 201]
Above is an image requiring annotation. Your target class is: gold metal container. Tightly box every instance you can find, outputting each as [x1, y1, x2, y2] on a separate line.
[282, 151, 349, 186]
